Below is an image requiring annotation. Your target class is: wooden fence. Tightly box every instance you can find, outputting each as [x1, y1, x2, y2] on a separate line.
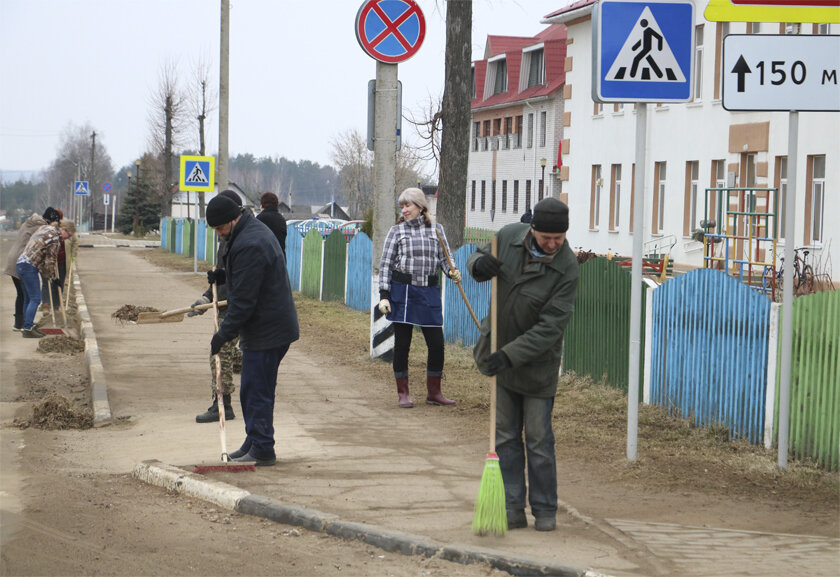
[159, 217, 837, 469]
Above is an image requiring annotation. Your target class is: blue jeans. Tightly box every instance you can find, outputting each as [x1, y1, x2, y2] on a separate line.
[495, 385, 557, 517]
[15, 261, 42, 330]
[239, 345, 289, 460]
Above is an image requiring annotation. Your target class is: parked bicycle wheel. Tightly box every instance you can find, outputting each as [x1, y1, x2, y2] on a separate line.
[795, 265, 815, 296]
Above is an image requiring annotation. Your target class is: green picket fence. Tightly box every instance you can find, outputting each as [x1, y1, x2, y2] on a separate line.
[563, 257, 646, 394]
[300, 229, 323, 299]
[774, 290, 840, 470]
[322, 230, 347, 302]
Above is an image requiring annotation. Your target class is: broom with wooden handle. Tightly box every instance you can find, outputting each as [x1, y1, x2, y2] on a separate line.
[435, 229, 480, 330]
[472, 236, 507, 536]
[193, 268, 255, 474]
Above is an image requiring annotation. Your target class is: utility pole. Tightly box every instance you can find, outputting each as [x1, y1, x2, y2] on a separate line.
[218, 0, 230, 195]
[90, 131, 96, 231]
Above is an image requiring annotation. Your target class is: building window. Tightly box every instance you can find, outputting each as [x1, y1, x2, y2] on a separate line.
[815, 23, 830, 34]
[714, 22, 729, 100]
[539, 111, 547, 147]
[610, 164, 622, 231]
[482, 120, 491, 151]
[503, 116, 512, 150]
[502, 181, 508, 212]
[784, 22, 800, 35]
[513, 180, 519, 213]
[481, 181, 486, 211]
[471, 67, 475, 99]
[591, 165, 602, 230]
[525, 180, 532, 211]
[808, 155, 825, 244]
[470, 181, 476, 211]
[492, 58, 507, 95]
[775, 156, 787, 239]
[491, 180, 497, 213]
[472, 121, 480, 152]
[527, 113, 534, 148]
[694, 25, 704, 101]
[685, 161, 699, 236]
[514, 115, 523, 148]
[526, 48, 545, 88]
[538, 178, 544, 202]
[653, 162, 666, 234]
[747, 22, 761, 34]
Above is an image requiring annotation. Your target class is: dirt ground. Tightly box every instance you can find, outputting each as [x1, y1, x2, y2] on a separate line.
[1, 238, 837, 577]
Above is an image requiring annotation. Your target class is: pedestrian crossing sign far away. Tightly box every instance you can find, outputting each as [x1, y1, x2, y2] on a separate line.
[179, 155, 215, 192]
[593, 0, 695, 103]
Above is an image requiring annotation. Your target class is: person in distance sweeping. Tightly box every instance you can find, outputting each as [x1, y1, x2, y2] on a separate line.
[189, 190, 245, 423]
[206, 194, 299, 466]
[377, 187, 461, 409]
[255, 191, 287, 255]
[4, 207, 60, 332]
[14, 215, 75, 338]
[467, 197, 579, 532]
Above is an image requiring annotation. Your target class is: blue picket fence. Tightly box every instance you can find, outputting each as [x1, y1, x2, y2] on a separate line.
[651, 269, 771, 443]
[286, 226, 302, 291]
[443, 244, 488, 347]
[347, 233, 373, 312]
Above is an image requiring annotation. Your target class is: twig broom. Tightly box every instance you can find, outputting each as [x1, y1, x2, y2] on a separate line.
[472, 236, 507, 536]
[194, 275, 255, 474]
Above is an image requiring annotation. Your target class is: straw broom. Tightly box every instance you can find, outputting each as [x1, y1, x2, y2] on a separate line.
[472, 236, 507, 537]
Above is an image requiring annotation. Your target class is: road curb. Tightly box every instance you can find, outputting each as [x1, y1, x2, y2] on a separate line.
[134, 461, 591, 577]
[73, 265, 111, 424]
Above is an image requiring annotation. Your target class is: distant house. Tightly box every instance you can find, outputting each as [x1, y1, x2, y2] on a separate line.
[313, 201, 351, 221]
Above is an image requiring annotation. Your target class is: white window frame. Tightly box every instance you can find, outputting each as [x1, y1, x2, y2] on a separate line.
[539, 111, 547, 148]
[520, 44, 546, 90]
[689, 161, 699, 233]
[593, 165, 602, 229]
[612, 164, 622, 230]
[656, 162, 667, 234]
[694, 25, 704, 101]
[527, 113, 534, 148]
[486, 54, 507, 97]
[811, 155, 825, 244]
[778, 157, 787, 241]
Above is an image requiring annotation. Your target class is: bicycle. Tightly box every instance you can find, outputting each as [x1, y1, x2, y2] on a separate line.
[764, 247, 814, 300]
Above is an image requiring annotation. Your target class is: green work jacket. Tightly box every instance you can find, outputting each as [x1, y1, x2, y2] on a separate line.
[468, 223, 579, 398]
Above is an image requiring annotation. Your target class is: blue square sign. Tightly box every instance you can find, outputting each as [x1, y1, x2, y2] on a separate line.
[593, 0, 695, 103]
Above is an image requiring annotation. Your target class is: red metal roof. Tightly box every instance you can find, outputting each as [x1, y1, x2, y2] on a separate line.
[472, 25, 567, 111]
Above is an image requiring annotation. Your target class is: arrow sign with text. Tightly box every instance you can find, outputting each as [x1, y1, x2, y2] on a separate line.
[723, 34, 840, 111]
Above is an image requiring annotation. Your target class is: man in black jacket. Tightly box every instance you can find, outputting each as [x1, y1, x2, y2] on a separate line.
[206, 195, 299, 466]
[256, 191, 287, 254]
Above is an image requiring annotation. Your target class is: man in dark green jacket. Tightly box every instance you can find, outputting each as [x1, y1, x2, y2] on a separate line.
[468, 197, 579, 532]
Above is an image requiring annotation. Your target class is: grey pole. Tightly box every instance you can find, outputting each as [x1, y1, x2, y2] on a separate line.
[218, 0, 230, 193]
[370, 61, 398, 359]
[627, 103, 648, 461]
[777, 111, 798, 469]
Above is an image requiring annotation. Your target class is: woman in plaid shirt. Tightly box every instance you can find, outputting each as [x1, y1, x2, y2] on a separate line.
[377, 188, 462, 408]
[15, 219, 75, 338]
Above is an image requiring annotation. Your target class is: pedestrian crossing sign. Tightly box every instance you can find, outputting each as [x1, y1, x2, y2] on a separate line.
[593, 0, 695, 103]
[74, 181, 90, 196]
[179, 155, 215, 192]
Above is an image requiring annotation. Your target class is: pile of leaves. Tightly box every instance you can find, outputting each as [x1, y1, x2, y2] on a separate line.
[575, 249, 598, 265]
[27, 393, 93, 430]
[37, 335, 85, 354]
[112, 304, 159, 323]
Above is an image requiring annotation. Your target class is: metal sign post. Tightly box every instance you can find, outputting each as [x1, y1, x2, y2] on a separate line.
[593, 0, 695, 461]
[355, 0, 425, 359]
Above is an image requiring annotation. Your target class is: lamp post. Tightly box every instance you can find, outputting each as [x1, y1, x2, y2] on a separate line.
[540, 158, 547, 201]
[134, 160, 141, 236]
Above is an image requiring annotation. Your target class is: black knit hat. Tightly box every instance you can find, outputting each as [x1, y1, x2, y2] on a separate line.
[42, 206, 61, 224]
[206, 195, 241, 227]
[219, 189, 242, 206]
[531, 198, 569, 233]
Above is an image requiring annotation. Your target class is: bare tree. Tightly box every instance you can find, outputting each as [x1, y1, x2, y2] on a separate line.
[405, 93, 443, 171]
[186, 57, 217, 217]
[147, 60, 188, 217]
[437, 0, 472, 250]
[45, 123, 113, 223]
[330, 129, 373, 219]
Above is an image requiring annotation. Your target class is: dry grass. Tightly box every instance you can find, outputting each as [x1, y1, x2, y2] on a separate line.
[138, 248, 839, 508]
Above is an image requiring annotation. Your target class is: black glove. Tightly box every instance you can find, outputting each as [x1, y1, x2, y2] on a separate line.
[207, 268, 226, 285]
[486, 351, 511, 376]
[210, 333, 226, 356]
[186, 296, 211, 317]
[473, 254, 503, 279]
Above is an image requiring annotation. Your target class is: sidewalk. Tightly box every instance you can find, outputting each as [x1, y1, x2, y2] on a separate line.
[72, 243, 840, 577]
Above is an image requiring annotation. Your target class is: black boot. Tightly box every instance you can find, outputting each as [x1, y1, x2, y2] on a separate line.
[195, 394, 235, 423]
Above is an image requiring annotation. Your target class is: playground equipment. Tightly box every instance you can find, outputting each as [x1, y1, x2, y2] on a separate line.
[701, 187, 779, 299]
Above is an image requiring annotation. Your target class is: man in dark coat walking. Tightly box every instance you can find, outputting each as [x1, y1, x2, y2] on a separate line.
[256, 191, 287, 254]
[206, 195, 299, 466]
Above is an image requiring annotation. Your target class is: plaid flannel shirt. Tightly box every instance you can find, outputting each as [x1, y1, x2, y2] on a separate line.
[379, 218, 454, 292]
[18, 224, 61, 279]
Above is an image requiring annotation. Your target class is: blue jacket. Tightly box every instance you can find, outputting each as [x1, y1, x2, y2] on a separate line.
[218, 211, 299, 351]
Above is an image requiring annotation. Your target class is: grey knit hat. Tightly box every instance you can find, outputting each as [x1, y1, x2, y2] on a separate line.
[531, 198, 569, 233]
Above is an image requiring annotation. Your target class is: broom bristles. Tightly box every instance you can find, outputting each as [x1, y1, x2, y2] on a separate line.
[472, 452, 507, 536]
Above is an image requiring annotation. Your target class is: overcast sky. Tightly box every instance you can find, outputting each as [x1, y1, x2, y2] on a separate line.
[0, 0, 570, 177]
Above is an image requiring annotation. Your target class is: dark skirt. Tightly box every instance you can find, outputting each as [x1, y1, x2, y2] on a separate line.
[386, 281, 443, 327]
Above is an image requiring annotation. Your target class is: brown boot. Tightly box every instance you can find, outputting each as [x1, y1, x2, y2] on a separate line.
[396, 377, 413, 408]
[425, 375, 456, 406]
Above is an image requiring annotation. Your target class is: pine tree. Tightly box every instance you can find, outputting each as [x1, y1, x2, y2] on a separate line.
[118, 171, 160, 236]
